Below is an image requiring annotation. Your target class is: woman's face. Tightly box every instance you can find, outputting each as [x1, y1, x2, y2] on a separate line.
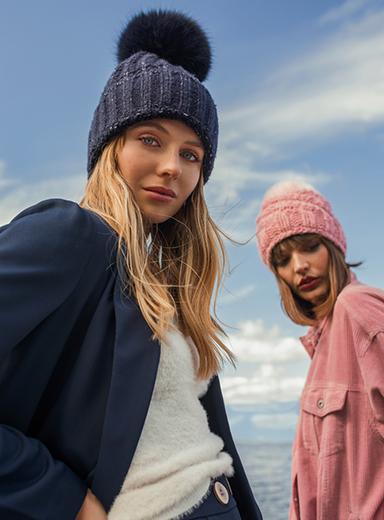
[275, 236, 330, 304]
[116, 118, 204, 224]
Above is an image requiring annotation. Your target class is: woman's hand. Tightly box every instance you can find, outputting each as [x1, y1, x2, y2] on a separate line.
[76, 489, 107, 520]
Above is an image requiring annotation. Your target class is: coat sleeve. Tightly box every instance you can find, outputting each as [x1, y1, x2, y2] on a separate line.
[0, 199, 99, 519]
[356, 332, 384, 427]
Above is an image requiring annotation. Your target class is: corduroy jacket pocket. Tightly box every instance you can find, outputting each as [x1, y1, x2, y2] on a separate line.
[301, 387, 348, 456]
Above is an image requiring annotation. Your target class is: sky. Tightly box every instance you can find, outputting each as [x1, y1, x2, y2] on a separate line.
[1, 0, 383, 442]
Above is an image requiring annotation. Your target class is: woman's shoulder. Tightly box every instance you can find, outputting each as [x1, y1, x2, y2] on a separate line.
[7, 198, 115, 244]
[2, 198, 117, 270]
[334, 280, 384, 335]
[337, 280, 384, 306]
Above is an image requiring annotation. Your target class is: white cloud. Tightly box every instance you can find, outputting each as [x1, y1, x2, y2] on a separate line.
[222, 7, 384, 149]
[205, 5, 384, 234]
[319, 0, 372, 25]
[209, 197, 260, 241]
[227, 319, 306, 364]
[219, 284, 256, 305]
[220, 319, 309, 404]
[0, 174, 86, 225]
[0, 161, 17, 190]
[221, 366, 306, 404]
[207, 146, 331, 238]
[210, 141, 332, 201]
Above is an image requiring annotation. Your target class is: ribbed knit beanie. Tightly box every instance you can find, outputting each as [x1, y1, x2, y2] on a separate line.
[256, 180, 347, 268]
[87, 10, 218, 183]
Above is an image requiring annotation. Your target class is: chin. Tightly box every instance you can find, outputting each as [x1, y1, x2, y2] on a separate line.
[146, 207, 183, 225]
[146, 213, 174, 225]
[310, 291, 328, 305]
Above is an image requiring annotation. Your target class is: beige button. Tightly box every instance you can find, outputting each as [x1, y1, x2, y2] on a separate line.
[317, 398, 325, 409]
[213, 481, 230, 505]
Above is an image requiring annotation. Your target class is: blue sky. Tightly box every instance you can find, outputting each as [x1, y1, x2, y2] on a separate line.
[1, 0, 383, 441]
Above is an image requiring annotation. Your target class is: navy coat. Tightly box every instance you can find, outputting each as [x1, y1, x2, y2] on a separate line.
[0, 199, 262, 520]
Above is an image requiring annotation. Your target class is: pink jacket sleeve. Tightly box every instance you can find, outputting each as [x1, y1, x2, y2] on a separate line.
[336, 283, 384, 428]
[358, 332, 384, 425]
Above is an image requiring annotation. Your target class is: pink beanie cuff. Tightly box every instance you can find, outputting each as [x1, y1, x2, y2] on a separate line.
[256, 181, 347, 268]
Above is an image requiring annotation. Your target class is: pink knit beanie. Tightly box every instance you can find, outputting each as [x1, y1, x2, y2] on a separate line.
[256, 181, 347, 268]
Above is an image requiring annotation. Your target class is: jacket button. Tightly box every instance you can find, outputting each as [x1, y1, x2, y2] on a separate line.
[213, 481, 230, 505]
[317, 398, 325, 409]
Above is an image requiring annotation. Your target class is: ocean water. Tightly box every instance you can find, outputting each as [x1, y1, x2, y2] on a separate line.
[238, 443, 292, 520]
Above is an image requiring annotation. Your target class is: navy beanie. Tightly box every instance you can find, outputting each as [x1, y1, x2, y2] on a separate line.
[87, 10, 218, 183]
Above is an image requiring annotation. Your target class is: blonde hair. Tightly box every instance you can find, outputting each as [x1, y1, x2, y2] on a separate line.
[80, 135, 235, 379]
[271, 234, 351, 326]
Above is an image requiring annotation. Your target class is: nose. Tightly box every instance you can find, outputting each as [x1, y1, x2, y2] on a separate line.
[292, 251, 310, 274]
[156, 149, 182, 179]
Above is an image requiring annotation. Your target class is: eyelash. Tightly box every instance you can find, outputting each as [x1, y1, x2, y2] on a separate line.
[181, 150, 199, 162]
[276, 257, 290, 267]
[276, 242, 321, 267]
[139, 136, 200, 162]
[140, 136, 158, 146]
[304, 242, 320, 252]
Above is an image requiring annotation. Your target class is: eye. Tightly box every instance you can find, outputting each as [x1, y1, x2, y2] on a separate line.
[304, 241, 320, 252]
[139, 135, 159, 146]
[276, 255, 290, 268]
[180, 150, 200, 162]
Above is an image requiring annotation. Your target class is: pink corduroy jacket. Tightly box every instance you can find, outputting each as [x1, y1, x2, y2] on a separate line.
[290, 278, 384, 520]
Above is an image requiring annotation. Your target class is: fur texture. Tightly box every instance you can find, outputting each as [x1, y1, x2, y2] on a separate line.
[108, 329, 233, 520]
[263, 180, 317, 201]
[116, 10, 212, 81]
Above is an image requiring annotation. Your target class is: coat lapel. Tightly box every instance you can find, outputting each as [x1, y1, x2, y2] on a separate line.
[91, 280, 160, 510]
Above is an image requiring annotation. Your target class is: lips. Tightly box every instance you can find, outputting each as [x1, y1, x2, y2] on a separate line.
[144, 186, 176, 198]
[298, 277, 321, 291]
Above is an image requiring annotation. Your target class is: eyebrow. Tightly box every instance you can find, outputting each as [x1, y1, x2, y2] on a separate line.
[184, 139, 204, 150]
[135, 121, 204, 150]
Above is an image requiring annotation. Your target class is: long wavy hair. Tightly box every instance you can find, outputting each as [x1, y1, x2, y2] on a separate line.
[271, 233, 359, 326]
[80, 134, 235, 379]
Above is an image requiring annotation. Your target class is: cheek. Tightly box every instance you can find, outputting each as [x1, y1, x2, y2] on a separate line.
[183, 170, 200, 195]
[189, 176, 200, 195]
[116, 149, 130, 175]
[116, 143, 148, 174]
[117, 155, 147, 184]
[277, 268, 291, 286]
[319, 251, 330, 272]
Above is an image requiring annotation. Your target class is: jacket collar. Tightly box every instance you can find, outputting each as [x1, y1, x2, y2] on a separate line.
[300, 317, 327, 358]
[91, 280, 161, 510]
[300, 271, 358, 358]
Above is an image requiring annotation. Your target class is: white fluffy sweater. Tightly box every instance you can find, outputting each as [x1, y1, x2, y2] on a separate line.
[108, 329, 233, 520]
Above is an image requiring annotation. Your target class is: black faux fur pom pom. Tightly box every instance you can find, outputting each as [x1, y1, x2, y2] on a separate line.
[116, 10, 212, 81]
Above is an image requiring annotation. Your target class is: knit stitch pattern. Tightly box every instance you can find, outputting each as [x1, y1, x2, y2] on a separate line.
[88, 51, 218, 182]
[256, 181, 346, 267]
